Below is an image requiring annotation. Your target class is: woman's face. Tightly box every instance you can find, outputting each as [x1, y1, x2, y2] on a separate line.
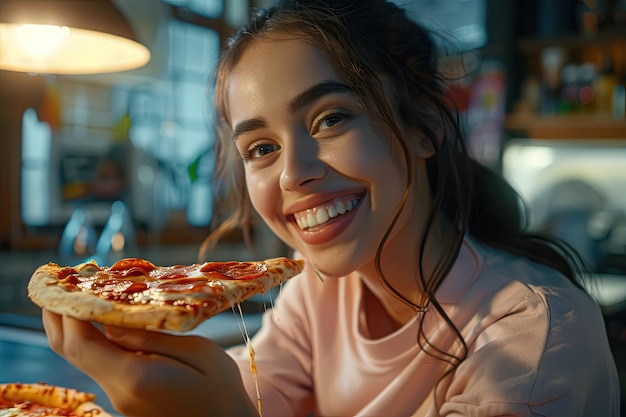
[226, 36, 432, 277]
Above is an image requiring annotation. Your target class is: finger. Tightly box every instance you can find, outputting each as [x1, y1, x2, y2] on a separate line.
[57, 315, 125, 374]
[41, 309, 64, 353]
[103, 325, 231, 375]
[43, 309, 106, 359]
[43, 312, 135, 400]
[54, 316, 162, 409]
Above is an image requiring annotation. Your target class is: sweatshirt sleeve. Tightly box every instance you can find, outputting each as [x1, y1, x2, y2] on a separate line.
[438, 287, 620, 417]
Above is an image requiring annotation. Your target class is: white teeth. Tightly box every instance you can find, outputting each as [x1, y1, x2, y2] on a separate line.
[316, 208, 329, 224]
[294, 196, 360, 230]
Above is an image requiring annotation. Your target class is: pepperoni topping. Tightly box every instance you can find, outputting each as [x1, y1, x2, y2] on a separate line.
[59, 274, 80, 286]
[113, 266, 151, 278]
[57, 267, 77, 280]
[52, 258, 270, 305]
[123, 282, 149, 293]
[200, 261, 267, 280]
[110, 258, 156, 273]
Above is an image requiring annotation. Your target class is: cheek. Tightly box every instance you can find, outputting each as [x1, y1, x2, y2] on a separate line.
[245, 169, 277, 219]
[331, 134, 403, 181]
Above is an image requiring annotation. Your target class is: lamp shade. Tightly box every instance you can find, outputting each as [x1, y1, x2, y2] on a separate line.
[0, 0, 151, 75]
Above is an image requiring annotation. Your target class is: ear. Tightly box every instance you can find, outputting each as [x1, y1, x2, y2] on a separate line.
[405, 127, 437, 159]
[408, 112, 445, 160]
[415, 134, 436, 158]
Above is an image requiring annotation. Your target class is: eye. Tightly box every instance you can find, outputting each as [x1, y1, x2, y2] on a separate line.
[314, 112, 349, 133]
[242, 142, 281, 160]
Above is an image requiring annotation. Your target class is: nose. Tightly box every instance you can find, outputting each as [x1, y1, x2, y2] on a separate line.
[279, 132, 326, 191]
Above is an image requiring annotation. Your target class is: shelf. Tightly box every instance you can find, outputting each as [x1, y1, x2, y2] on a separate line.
[517, 28, 626, 55]
[505, 113, 626, 139]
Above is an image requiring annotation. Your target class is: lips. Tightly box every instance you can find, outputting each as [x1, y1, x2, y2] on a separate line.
[293, 195, 361, 230]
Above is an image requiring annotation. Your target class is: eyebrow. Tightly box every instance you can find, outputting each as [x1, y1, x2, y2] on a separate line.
[232, 118, 268, 142]
[231, 80, 353, 141]
[287, 80, 353, 114]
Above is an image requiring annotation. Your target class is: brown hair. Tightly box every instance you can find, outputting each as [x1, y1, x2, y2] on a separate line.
[203, 0, 587, 406]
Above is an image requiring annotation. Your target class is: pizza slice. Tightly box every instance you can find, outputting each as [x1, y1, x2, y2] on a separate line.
[27, 256, 305, 332]
[0, 383, 111, 416]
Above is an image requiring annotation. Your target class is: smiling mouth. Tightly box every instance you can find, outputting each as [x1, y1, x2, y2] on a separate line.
[293, 195, 362, 230]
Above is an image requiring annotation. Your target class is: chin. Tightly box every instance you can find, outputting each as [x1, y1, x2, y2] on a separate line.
[305, 254, 365, 279]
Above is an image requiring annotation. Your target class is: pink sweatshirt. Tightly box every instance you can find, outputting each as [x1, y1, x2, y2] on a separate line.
[228, 237, 620, 416]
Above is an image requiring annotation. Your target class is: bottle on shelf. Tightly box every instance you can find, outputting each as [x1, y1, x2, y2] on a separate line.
[95, 200, 136, 265]
[58, 206, 98, 265]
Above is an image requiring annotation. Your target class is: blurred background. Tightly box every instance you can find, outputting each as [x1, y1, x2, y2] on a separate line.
[1, 0, 626, 412]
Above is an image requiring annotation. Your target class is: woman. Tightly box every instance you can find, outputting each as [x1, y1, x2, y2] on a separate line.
[43, 0, 620, 416]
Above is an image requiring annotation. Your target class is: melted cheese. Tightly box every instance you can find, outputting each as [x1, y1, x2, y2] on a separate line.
[234, 304, 262, 417]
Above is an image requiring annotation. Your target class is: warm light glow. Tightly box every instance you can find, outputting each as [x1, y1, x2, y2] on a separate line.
[0, 23, 150, 74]
[15, 24, 70, 56]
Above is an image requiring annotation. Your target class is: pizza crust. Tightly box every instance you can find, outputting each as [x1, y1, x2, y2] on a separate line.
[0, 383, 112, 416]
[73, 401, 113, 416]
[28, 257, 304, 332]
[28, 263, 198, 332]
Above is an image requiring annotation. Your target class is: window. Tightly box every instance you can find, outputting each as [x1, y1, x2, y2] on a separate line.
[21, 108, 52, 226]
[21, 1, 230, 231]
[128, 19, 220, 227]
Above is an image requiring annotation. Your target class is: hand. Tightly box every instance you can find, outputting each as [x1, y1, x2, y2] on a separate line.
[42, 310, 258, 417]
